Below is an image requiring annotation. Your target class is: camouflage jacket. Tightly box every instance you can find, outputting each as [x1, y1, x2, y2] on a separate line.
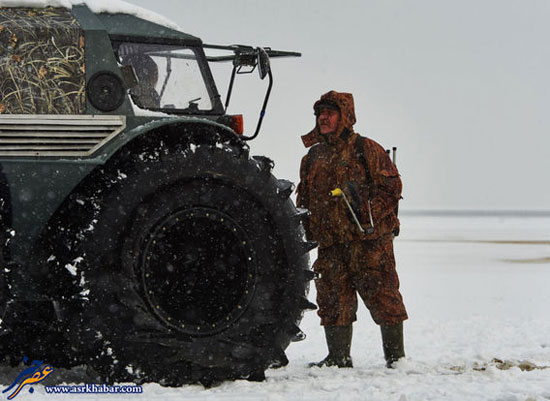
[296, 91, 402, 248]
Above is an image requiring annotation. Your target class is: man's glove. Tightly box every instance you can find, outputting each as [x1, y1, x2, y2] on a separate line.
[345, 181, 363, 222]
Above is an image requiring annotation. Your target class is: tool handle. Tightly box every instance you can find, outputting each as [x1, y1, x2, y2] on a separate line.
[329, 188, 364, 233]
[330, 187, 376, 235]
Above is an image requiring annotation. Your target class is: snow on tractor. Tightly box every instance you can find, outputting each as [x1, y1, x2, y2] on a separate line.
[0, 4, 316, 385]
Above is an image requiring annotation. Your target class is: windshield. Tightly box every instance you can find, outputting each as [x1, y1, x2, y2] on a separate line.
[114, 42, 215, 113]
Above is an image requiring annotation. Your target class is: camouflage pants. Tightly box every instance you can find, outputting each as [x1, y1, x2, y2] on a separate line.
[313, 236, 408, 326]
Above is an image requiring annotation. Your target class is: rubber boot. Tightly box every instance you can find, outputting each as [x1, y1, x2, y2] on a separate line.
[309, 325, 353, 368]
[381, 322, 405, 368]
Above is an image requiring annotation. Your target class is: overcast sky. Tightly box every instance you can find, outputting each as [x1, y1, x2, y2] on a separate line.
[126, 0, 550, 211]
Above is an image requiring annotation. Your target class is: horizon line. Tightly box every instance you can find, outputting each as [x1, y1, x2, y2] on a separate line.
[399, 210, 550, 217]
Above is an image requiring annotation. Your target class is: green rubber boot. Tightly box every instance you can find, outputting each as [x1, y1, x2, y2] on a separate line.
[309, 325, 353, 368]
[381, 322, 405, 368]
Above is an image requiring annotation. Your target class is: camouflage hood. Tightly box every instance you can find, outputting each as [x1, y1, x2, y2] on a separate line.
[301, 90, 357, 148]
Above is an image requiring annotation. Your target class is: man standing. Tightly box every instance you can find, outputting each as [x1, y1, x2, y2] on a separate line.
[297, 91, 408, 368]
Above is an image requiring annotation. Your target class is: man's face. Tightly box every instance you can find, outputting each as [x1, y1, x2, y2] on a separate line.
[317, 107, 341, 135]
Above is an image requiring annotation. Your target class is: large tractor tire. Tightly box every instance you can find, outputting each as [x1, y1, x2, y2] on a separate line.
[0, 168, 10, 323]
[45, 134, 315, 385]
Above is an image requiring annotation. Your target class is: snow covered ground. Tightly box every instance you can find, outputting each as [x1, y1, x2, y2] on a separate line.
[2, 214, 550, 400]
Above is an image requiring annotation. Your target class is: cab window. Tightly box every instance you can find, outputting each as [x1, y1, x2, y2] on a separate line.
[115, 42, 213, 113]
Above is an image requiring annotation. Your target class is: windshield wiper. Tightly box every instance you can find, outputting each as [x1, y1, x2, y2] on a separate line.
[159, 56, 172, 99]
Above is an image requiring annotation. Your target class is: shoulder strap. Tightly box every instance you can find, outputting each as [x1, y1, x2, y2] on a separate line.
[354, 135, 374, 189]
[304, 143, 322, 175]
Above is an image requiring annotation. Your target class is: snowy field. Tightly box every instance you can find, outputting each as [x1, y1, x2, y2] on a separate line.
[2, 214, 550, 401]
